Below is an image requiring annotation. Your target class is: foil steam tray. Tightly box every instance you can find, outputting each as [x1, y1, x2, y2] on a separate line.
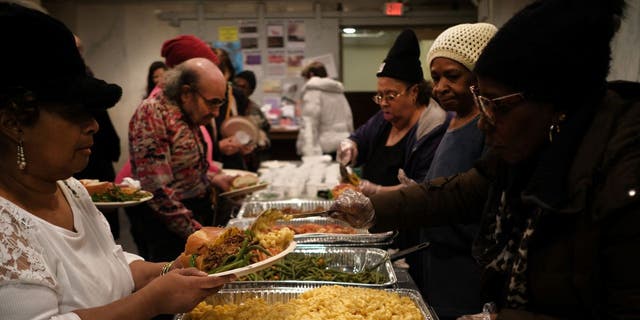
[236, 199, 334, 218]
[175, 287, 437, 320]
[226, 216, 396, 245]
[225, 246, 397, 288]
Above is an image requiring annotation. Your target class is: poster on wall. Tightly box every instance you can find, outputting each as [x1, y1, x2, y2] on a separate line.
[262, 78, 283, 94]
[262, 94, 282, 119]
[266, 50, 286, 77]
[287, 21, 305, 49]
[242, 50, 264, 82]
[267, 23, 285, 48]
[218, 26, 238, 42]
[287, 49, 305, 77]
[239, 22, 259, 50]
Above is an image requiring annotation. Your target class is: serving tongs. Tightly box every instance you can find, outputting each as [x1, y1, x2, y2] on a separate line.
[366, 241, 431, 271]
[287, 209, 336, 219]
[339, 163, 360, 186]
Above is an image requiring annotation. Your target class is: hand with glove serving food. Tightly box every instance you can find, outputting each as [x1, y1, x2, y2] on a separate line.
[337, 139, 358, 166]
[329, 189, 375, 228]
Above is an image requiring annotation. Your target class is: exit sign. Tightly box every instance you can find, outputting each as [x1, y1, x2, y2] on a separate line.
[385, 2, 404, 16]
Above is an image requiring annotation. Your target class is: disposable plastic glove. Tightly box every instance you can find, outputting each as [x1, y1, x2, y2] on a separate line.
[397, 169, 417, 187]
[336, 139, 358, 166]
[358, 179, 381, 196]
[329, 188, 375, 228]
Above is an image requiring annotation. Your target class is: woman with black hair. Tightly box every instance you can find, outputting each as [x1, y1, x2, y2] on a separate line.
[208, 47, 256, 172]
[145, 61, 167, 98]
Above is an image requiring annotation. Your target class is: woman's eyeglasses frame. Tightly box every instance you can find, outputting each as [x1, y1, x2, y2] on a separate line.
[371, 85, 415, 105]
[470, 85, 525, 125]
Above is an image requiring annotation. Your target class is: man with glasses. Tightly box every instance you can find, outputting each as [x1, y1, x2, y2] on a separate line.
[129, 58, 235, 265]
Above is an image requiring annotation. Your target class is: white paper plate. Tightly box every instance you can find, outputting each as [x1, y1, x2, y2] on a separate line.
[260, 160, 290, 169]
[219, 182, 268, 198]
[220, 117, 260, 143]
[94, 191, 153, 209]
[209, 241, 297, 278]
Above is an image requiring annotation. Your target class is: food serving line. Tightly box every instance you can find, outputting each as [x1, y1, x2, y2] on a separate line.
[175, 158, 439, 319]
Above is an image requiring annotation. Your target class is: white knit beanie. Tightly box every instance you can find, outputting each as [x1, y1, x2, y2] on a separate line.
[426, 22, 498, 71]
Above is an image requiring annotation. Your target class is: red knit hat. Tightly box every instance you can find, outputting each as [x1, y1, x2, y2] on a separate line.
[161, 35, 219, 67]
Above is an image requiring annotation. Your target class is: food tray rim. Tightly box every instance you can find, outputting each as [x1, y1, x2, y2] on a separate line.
[236, 199, 334, 218]
[175, 287, 436, 320]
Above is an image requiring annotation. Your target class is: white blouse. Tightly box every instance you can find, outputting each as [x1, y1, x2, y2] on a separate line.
[0, 178, 143, 320]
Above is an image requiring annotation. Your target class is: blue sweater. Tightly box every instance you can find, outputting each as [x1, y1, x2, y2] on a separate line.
[425, 115, 485, 180]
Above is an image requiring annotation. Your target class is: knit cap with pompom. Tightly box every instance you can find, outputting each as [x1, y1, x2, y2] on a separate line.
[426, 23, 497, 71]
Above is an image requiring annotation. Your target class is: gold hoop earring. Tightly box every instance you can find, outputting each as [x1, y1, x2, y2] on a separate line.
[17, 138, 26, 170]
[548, 113, 566, 142]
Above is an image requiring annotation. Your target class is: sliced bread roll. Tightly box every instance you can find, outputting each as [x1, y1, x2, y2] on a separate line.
[80, 179, 114, 196]
[231, 175, 259, 189]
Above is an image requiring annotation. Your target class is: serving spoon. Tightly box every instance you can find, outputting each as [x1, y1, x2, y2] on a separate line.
[248, 208, 338, 233]
[366, 241, 431, 272]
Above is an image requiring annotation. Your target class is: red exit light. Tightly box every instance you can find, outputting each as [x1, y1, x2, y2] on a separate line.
[385, 2, 404, 16]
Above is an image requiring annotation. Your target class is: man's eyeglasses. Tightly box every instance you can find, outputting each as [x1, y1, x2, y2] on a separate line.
[470, 85, 525, 125]
[372, 86, 413, 105]
[194, 90, 226, 109]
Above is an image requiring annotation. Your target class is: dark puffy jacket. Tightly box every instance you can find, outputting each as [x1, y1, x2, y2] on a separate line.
[370, 82, 640, 319]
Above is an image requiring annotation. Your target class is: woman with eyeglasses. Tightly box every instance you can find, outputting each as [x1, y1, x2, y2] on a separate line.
[337, 29, 450, 195]
[209, 47, 256, 173]
[331, 1, 640, 318]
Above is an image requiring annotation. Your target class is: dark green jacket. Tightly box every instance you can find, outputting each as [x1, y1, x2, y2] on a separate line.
[370, 82, 640, 319]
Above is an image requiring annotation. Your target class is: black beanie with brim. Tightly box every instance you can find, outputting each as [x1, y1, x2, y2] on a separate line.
[376, 29, 424, 84]
[474, 0, 626, 109]
[0, 3, 122, 110]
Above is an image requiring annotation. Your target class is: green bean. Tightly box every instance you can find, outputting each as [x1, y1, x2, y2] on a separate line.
[231, 237, 251, 263]
[247, 244, 272, 257]
[209, 259, 246, 274]
[203, 240, 272, 274]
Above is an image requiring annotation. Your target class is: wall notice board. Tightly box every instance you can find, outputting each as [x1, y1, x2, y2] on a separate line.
[180, 18, 340, 109]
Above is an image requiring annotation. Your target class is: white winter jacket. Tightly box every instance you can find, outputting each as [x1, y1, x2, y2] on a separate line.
[296, 76, 354, 156]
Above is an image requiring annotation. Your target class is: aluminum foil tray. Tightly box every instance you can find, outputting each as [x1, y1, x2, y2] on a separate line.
[225, 246, 397, 288]
[176, 287, 437, 320]
[226, 217, 396, 245]
[236, 199, 333, 218]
